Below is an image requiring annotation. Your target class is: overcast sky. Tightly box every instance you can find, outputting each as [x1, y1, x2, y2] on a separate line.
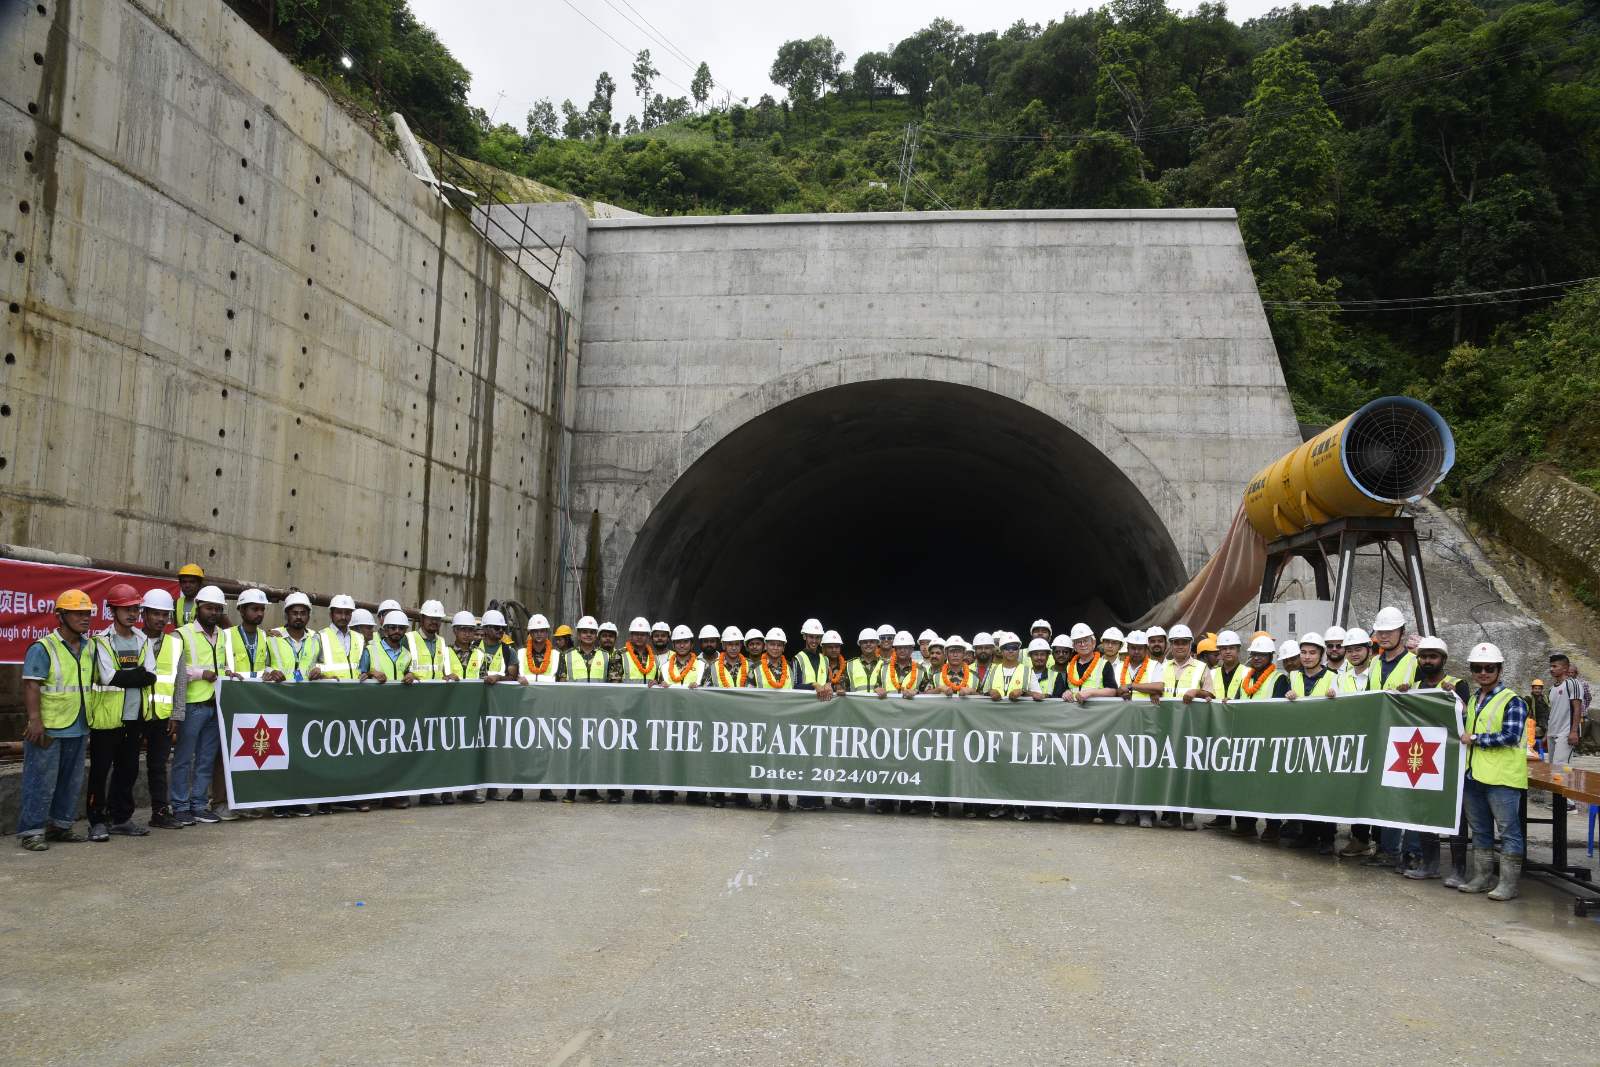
[407, 1, 1290, 129]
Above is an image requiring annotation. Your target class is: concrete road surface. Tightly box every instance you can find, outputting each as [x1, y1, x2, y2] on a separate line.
[5, 802, 1600, 1064]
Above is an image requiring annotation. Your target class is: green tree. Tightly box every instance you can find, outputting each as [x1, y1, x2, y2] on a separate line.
[526, 99, 558, 140]
[1237, 39, 1339, 253]
[770, 36, 843, 108]
[691, 62, 713, 110]
[631, 50, 660, 125]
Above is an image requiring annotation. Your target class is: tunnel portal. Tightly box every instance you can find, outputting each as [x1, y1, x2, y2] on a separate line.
[612, 380, 1186, 639]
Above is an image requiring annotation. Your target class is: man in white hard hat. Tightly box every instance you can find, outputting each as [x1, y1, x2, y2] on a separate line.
[697, 624, 721, 664]
[597, 620, 619, 655]
[1277, 638, 1301, 676]
[559, 616, 608, 683]
[703, 625, 753, 808]
[704, 626, 750, 689]
[376, 598, 402, 617]
[794, 619, 830, 697]
[1062, 623, 1117, 703]
[1027, 637, 1063, 698]
[558, 616, 609, 803]
[971, 632, 997, 690]
[1368, 606, 1418, 691]
[1337, 628, 1373, 691]
[984, 633, 1042, 821]
[136, 589, 186, 828]
[1223, 635, 1294, 841]
[742, 627, 766, 661]
[656, 625, 705, 690]
[171, 585, 229, 826]
[875, 623, 895, 650]
[1457, 642, 1529, 901]
[1322, 625, 1348, 673]
[1099, 627, 1126, 665]
[936, 636, 974, 696]
[1287, 633, 1336, 700]
[611, 617, 658, 685]
[350, 608, 377, 646]
[1191, 630, 1244, 702]
[924, 635, 947, 674]
[916, 628, 937, 664]
[1115, 631, 1165, 702]
[876, 631, 926, 700]
[847, 628, 884, 693]
[611, 617, 658, 803]
[470, 609, 524, 801]
[408, 601, 462, 683]
[1050, 634, 1073, 677]
[518, 613, 558, 685]
[361, 611, 413, 684]
[1030, 619, 1053, 643]
[650, 621, 671, 658]
[309, 594, 363, 682]
[1156, 624, 1205, 830]
[1145, 626, 1168, 663]
[451, 611, 479, 668]
[409, 601, 464, 808]
[755, 628, 792, 691]
[218, 588, 277, 683]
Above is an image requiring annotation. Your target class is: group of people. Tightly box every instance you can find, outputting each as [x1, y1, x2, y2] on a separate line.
[16, 564, 1545, 900]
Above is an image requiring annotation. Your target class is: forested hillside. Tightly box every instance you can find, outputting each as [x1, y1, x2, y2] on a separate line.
[239, 0, 1600, 495]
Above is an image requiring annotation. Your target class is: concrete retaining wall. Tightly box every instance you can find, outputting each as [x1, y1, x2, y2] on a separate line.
[0, 0, 577, 613]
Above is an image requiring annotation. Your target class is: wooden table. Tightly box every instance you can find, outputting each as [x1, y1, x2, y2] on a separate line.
[1524, 758, 1600, 914]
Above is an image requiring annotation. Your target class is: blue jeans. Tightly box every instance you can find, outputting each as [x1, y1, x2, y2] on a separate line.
[1464, 777, 1525, 857]
[170, 705, 220, 814]
[17, 734, 87, 837]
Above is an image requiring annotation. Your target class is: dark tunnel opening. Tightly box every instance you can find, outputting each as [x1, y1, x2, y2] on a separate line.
[610, 381, 1186, 640]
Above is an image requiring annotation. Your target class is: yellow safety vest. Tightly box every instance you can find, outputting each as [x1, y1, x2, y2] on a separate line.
[271, 631, 322, 682]
[1368, 651, 1418, 691]
[1238, 665, 1281, 700]
[1466, 686, 1528, 789]
[223, 627, 277, 678]
[148, 632, 181, 719]
[35, 630, 95, 731]
[367, 639, 411, 681]
[1161, 659, 1206, 698]
[795, 650, 827, 687]
[564, 647, 608, 683]
[181, 622, 224, 703]
[880, 658, 921, 694]
[986, 662, 1031, 697]
[518, 641, 558, 683]
[174, 594, 197, 628]
[316, 626, 364, 680]
[87, 630, 148, 729]
[467, 641, 514, 679]
[1291, 669, 1336, 698]
[405, 632, 461, 680]
[847, 657, 882, 692]
[617, 644, 657, 684]
[754, 654, 795, 690]
[1210, 665, 1246, 700]
[1063, 653, 1105, 695]
[659, 655, 705, 688]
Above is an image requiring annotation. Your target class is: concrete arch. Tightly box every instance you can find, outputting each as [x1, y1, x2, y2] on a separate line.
[601, 355, 1188, 633]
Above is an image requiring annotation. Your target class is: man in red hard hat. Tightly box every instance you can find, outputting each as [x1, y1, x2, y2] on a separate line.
[86, 583, 159, 841]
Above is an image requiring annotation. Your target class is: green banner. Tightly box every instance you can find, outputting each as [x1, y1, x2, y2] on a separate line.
[216, 681, 1464, 831]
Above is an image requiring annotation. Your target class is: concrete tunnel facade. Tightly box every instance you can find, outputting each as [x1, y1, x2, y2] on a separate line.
[494, 207, 1306, 635]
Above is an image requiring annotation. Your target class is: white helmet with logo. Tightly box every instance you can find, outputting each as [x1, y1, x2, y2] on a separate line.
[237, 588, 268, 607]
[821, 629, 843, 645]
[528, 613, 550, 630]
[765, 627, 787, 643]
[480, 609, 507, 628]
[330, 594, 356, 611]
[1372, 606, 1407, 632]
[141, 588, 176, 611]
[382, 610, 409, 627]
[1468, 642, 1503, 664]
[671, 624, 694, 641]
[1248, 635, 1277, 655]
[350, 608, 375, 628]
[420, 599, 446, 619]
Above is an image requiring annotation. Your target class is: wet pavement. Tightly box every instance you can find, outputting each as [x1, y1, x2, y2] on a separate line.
[4, 798, 1600, 1065]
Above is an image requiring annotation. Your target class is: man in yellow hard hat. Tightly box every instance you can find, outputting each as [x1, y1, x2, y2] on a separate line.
[174, 564, 205, 628]
[17, 590, 98, 851]
[552, 624, 574, 653]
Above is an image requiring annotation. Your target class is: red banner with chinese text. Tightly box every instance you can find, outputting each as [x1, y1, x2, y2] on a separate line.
[0, 559, 179, 662]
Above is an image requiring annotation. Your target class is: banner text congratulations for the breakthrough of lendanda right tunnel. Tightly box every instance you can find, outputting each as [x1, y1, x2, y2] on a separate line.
[219, 683, 1463, 832]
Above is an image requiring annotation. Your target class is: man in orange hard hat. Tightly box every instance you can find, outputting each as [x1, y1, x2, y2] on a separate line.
[174, 564, 205, 628]
[17, 590, 97, 851]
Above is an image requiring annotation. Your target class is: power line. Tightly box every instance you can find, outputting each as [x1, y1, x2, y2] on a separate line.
[1260, 274, 1600, 309]
[605, 0, 694, 71]
[559, 0, 692, 96]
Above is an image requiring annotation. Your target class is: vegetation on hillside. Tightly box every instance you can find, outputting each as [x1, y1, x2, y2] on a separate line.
[243, 0, 1600, 496]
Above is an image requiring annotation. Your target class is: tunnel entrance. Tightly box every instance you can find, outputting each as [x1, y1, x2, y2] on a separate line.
[611, 380, 1186, 639]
